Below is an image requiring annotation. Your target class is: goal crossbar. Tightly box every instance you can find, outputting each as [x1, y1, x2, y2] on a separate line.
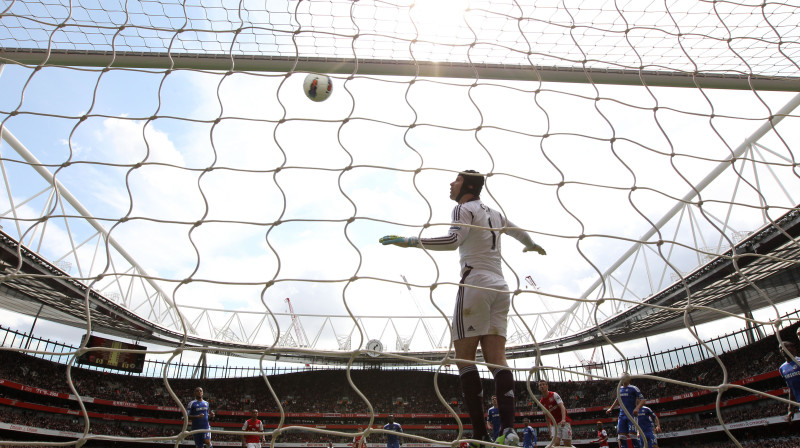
[3, 49, 800, 91]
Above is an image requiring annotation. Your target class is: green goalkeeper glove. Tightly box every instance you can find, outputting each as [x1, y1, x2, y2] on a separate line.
[523, 243, 546, 255]
[379, 235, 419, 248]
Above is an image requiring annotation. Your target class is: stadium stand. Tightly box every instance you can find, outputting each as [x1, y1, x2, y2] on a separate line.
[3, 318, 800, 447]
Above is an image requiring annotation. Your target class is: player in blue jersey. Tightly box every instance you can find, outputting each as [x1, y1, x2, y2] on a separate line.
[384, 415, 403, 448]
[779, 341, 800, 422]
[187, 386, 215, 448]
[606, 373, 644, 448]
[380, 170, 545, 448]
[636, 406, 660, 448]
[486, 395, 501, 440]
[522, 418, 536, 448]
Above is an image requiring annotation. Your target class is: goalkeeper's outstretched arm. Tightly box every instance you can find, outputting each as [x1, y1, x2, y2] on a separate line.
[380, 221, 546, 255]
[378, 235, 419, 248]
[378, 233, 461, 250]
[505, 218, 546, 255]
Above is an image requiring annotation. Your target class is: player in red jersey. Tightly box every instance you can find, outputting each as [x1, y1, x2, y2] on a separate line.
[352, 428, 367, 448]
[241, 409, 264, 448]
[591, 421, 609, 447]
[538, 380, 572, 447]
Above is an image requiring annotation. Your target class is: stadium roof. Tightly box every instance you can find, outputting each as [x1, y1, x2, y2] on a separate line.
[0, 205, 798, 365]
[507, 205, 800, 360]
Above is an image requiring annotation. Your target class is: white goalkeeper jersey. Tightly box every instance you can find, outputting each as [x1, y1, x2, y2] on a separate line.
[419, 199, 536, 276]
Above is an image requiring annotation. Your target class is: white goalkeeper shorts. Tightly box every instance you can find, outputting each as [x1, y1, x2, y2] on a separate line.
[548, 422, 572, 441]
[452, 268, 510, 341]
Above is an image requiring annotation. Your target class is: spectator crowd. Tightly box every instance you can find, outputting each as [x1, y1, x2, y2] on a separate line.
[1, 322, 799, 447]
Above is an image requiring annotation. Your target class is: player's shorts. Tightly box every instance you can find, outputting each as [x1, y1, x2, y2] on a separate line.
[618, 414, 635, 434]
[452, 268, 510, 341]
[640, 431, 658, 447]
[387, 442, 400, 448]
[547, 422, 572, 441]
[192, 432, 211, 447]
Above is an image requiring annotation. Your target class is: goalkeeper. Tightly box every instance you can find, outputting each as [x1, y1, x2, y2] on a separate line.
[380, 170, 545, 447]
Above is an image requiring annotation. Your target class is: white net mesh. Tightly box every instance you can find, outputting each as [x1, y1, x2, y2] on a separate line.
[1, 0, 799, 82]
[1, 0, 800, 447]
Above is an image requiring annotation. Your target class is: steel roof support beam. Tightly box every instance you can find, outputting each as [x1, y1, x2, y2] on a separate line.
[544, 91, 800, 340]
[0, 126, 195, 336]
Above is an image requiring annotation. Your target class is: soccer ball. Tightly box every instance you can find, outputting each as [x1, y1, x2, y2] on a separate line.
[303, 73, 333, 102]
[502, 432, 519, 446]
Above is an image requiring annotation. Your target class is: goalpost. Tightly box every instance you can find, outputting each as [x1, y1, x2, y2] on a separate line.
[1, 0, 800, 447]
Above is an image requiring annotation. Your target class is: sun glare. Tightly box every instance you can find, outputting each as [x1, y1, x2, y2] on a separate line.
[409, 0, 471, 40]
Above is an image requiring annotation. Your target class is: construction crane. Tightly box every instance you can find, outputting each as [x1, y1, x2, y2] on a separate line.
[279, 297, 311, 348]
[401, 274, 444, 349]
[527, 275, 602, 373]
[578, 347, 604, 372]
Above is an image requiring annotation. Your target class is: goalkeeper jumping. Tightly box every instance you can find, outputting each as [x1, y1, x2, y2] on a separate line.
[380, 170, 545, 447]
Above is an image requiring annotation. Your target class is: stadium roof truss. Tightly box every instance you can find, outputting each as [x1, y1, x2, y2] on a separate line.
[0, 118, 799, 362]
[0, 194, 798, 364]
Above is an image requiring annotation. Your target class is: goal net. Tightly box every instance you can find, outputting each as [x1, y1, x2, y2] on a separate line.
[0, 0, 799, 447]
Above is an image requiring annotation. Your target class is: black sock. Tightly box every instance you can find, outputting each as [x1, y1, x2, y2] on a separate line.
[459, 365, 487, 439]
[493, 368, 515, 431]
